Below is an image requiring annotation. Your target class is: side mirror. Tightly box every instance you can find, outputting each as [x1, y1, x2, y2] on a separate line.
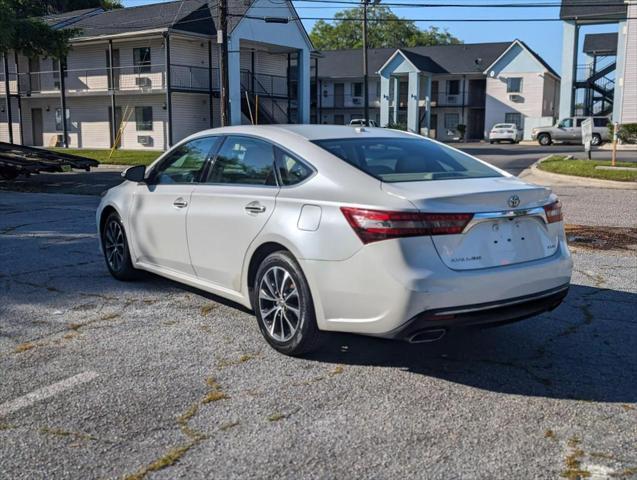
[122, 165, 146, 183]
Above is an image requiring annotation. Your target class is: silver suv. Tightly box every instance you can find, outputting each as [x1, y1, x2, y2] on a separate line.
[532, 117, 610, 146]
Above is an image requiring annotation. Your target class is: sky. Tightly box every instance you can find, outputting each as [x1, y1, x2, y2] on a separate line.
[122, 0, 619, 75]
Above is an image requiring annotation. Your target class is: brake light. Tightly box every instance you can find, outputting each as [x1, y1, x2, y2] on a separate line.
[341, 207, 473, 244]
[543, 200, 563, 223]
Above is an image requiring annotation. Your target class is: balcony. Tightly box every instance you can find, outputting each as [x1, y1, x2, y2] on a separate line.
[1, 63, 220, 97]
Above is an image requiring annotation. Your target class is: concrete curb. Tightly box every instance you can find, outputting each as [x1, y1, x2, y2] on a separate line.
[518, 155, 637, 190]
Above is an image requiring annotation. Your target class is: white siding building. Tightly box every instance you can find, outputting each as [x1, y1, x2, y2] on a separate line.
[0, 0, 314, 150]
[314, 41, 560, 141]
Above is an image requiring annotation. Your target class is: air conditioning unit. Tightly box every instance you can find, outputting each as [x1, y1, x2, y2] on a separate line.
[137, 135, 152, 146]
[136, 77, 152, 89]
[446, 95, 458, 104]
[352, 97, 362, 105]
[509, 94, 523, 102]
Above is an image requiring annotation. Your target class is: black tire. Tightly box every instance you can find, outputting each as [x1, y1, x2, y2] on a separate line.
[253, 251, 323, 356]
[591, 133, 602, 146]
[489, 140, 494, 144]
[101, 211, 137, 281]
[538, 133, 552, 146]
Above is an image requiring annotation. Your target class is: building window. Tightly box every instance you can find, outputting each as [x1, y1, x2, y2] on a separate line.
[133, 47, 151, 73]
[352, 82, 363, 97]
[505, 112, 522, 129]
[444, 113, 460, 130]
[447, 80, 460, 95]
[55, 108, 70, 131]
[376, 80, 381, 99]
[506, 77, 523, 93]
[135, 106, 153, 131]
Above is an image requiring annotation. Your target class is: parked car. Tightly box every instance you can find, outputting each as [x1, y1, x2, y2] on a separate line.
[489, 123, 523, 144]
[97, 125, 572, 355]
[349, 118, 378, 127]
[531, 117, 610, 146]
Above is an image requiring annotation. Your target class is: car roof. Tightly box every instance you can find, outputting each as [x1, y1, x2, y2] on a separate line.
[189, 124, 412, 142]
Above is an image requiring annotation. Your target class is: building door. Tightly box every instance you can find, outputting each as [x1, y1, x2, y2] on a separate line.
[334, 114, 344, 125]
[105, 49, 120, 90]
[468, 109, 485, 140]
[334, 83, 344, 108]
[468, 79, 486, 106]
[28, 58, 40, 93]
[31, 108, 43, 146]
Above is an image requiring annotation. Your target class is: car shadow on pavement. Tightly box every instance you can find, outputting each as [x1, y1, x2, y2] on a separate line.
[0, 171, 124, 196]
[305, 284, 637, 403]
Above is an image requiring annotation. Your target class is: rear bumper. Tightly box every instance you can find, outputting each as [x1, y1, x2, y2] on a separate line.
[386, 284, 569, 342]
[300, 234, 573, 336]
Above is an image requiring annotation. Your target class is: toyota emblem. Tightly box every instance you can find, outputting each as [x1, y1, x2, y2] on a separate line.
[508, 195, 520, 208]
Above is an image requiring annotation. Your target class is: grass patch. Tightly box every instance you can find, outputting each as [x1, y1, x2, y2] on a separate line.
[49, 148, 161, 166]
[538, 156, 637, 182]
[15, 342, 35, 353]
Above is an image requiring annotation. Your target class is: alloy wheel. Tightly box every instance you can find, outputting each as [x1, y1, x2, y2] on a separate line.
[104, 219, 125, 272]
[258, 266, 301, 342]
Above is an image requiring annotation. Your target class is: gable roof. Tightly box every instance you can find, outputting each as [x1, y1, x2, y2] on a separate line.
[560, 0, 627, 22]
[583, 32, 618, 55]
[55, 1, 215, 39]
[483, 39, 559, 78]
[42, 8, 102, 27]
[317, 42, 513, 78]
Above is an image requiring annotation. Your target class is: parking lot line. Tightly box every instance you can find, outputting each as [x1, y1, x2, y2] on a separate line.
[0, 371, 99, 417]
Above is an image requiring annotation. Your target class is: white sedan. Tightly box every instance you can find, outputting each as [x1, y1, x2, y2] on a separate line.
[97, 125, 572, 355]
[489, 123, 523, 143]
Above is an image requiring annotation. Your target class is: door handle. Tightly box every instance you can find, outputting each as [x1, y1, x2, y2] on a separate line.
[245, 201, 266, 214]
[173, 197, 188, 209]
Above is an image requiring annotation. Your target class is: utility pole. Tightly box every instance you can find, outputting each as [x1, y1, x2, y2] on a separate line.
[362, 0, 370, 126]
[217, 0, 230, 126]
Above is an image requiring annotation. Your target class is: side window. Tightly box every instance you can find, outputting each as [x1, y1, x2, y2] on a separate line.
[576, 118, 584, 127]
[153, 137, 219, 185]
[559, 118, 573, 128]
[207, 136, 276, 186]
[275, 148, 313, 186]
[135, 106, 153, 131]
[594, 118, 609, 127]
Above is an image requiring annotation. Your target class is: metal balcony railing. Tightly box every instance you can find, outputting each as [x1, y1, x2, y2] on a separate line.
[2, 63, 222, 96]
[241, 69, 289, 98]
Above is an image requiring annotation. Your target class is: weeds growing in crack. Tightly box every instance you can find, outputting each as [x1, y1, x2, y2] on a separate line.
[123, 377, 229, 480]
[217, 354, 257, 369]
[39, 427, 96, 442]
[219, 421, 240, 431]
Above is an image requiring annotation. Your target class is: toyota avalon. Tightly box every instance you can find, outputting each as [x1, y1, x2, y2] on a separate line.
[97, 125, 572, 355]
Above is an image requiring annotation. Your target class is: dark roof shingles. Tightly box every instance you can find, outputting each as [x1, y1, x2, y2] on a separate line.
[560, 0, 627, 21]
[583, 32, 618, 54]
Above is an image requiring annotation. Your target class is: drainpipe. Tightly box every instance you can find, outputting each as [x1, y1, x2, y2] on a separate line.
[208, 40, 214, 128]
[314, 57, 318, 124]
[14, 51, 23, 145]
[108, 39, 117, 148]
[287, 53, 291, 123]
[3, 52, 14, 144]
[58, 56, 68, 148]
[164, 32, 173, 147]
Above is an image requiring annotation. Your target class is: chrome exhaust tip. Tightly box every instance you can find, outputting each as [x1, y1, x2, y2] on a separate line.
[408, 328, 446, 343]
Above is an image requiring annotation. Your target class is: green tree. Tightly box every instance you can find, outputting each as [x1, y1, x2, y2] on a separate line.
[310, 6, 461, 50]
[43, 0, 122, 13]
[0, 0, 75, 58]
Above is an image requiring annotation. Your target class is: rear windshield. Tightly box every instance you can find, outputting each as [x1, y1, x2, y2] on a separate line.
[493, 124, 515, 129]
[312, 137, 502, 183]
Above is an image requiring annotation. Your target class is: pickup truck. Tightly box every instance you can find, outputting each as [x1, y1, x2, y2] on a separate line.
[531, 117, 610, 146]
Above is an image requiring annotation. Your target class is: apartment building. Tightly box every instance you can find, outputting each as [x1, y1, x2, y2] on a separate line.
[313, 40, 560, 140]
[0, 0, 314, 150]
[560, 0, 636, 123]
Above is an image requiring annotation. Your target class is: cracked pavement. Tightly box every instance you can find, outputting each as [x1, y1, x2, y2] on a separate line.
[0, 190, 636, 480]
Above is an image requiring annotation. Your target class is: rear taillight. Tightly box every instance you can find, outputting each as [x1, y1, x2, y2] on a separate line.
[340, 207, 473, 244]
[543, 200, 563, 223]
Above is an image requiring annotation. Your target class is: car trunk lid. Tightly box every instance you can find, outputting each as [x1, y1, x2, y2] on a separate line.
[382, 177, 560, 270]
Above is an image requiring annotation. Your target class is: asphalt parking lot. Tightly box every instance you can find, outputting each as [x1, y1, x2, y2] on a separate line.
[1, 142, 636, 479]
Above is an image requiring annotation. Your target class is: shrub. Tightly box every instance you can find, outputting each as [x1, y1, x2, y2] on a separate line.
[456, 124, 466, 140]
[385, 121, 407, 131]
[618, 123, 637, 144]
[607, 122, 637, 144]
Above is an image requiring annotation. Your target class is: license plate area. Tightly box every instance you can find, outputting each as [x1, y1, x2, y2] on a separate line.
[432, 216, 559, 270]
